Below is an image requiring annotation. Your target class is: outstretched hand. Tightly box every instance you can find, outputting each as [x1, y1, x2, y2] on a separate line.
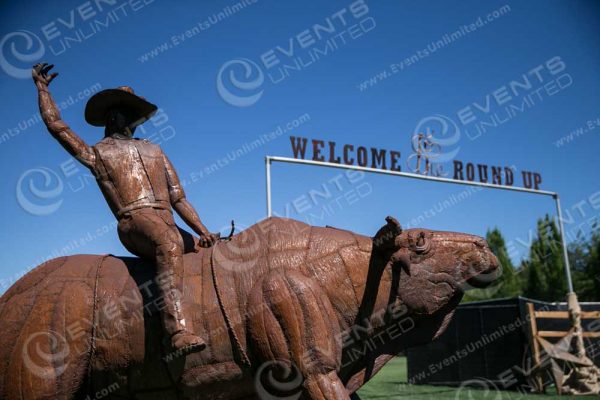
[32, 63, 58, 87]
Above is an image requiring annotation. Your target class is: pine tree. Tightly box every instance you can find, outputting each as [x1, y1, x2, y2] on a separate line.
[486, 227, 521, 297]
[585, 233, 600, 299]
[522, 215, 567, 301]
[522, 257, 547, 300]
[461, 217, 598, 304]
[572, 226, 600, 301]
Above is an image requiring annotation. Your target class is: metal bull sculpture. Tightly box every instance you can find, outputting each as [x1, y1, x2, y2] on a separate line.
[0, 216, 498, 400]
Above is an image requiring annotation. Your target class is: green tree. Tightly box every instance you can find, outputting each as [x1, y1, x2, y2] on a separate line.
[584, 233, 600, 300]
[462, 218, 599, 304]
[487, 227, 522, 297]
[522, 215, 567, 301]
[570, 226, 600, 301]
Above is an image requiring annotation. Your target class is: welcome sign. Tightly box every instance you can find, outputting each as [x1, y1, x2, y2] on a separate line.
[289, 136, 543, 190]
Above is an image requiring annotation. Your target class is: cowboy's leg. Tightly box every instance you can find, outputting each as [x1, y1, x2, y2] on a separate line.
[142, 211, 207, 353]
[117, 209, 205, 354]
[176, 225, 200, 254]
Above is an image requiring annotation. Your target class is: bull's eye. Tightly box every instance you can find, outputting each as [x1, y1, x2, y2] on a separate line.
[414, 232, 431, 254]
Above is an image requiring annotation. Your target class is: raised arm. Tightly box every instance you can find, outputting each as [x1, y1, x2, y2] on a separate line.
[164, 153, 219, 248]
[32, 63, 95, 169]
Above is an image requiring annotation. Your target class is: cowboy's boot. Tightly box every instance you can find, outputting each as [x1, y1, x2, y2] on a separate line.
[161, 286, 207, 355]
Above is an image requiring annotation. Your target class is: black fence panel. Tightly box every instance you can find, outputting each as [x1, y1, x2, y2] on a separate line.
[406, 297, 600, 389]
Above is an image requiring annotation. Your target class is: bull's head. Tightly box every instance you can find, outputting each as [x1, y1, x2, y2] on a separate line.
[373, 216, 499, 317]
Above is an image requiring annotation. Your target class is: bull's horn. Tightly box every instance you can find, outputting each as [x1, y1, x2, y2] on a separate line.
[385, 216, 402, 232]
[373, 216, 403, 251]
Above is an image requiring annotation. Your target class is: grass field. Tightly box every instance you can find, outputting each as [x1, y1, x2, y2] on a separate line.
[357, 357, 576, 400]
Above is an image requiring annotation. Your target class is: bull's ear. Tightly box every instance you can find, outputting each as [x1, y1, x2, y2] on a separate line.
[373, 216, 403, 252]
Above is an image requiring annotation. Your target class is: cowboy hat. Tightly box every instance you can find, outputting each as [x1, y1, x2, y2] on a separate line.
[84, 86, 157, 127]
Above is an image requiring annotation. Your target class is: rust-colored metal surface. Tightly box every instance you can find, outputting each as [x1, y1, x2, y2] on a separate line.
[0, 216, 498, 399]
[8, 63, 500, 399]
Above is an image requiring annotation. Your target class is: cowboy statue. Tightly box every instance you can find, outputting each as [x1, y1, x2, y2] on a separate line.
[32, 63, 219, 356]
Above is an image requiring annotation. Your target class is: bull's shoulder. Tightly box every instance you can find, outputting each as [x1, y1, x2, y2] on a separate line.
[259, 217, 313, 252]
[187, 217, 374, 278]
[246, 217, 372, 256]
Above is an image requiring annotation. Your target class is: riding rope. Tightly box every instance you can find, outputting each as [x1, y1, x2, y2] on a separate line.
[87, 254, 110, 390]
[210, 247, 251, 367]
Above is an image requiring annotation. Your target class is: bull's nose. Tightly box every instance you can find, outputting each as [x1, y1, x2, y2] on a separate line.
[482, 242, 499, 271]
[466, 255, 500, 288]
[489, 252, 499, 270]
[474, 238, 498, 271]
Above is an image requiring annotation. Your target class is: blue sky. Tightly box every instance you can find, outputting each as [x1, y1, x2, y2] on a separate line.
[0, 0, 599, 292]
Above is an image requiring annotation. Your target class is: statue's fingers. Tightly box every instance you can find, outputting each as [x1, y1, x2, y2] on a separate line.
[48, 72, 58, 83]
[41, 64, 54, 75]
[32, 63, 44, 74]
[193, 241, 201, 252]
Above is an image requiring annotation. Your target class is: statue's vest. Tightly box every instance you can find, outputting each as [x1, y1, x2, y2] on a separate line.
[92, 137, 171, 218]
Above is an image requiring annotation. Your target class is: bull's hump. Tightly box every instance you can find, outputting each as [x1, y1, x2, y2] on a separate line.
[1, 254, 107, 305]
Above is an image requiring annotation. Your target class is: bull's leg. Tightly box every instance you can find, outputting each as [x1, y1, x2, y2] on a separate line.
[303, 372, 350, 400]
[247, 269, 349, 400]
